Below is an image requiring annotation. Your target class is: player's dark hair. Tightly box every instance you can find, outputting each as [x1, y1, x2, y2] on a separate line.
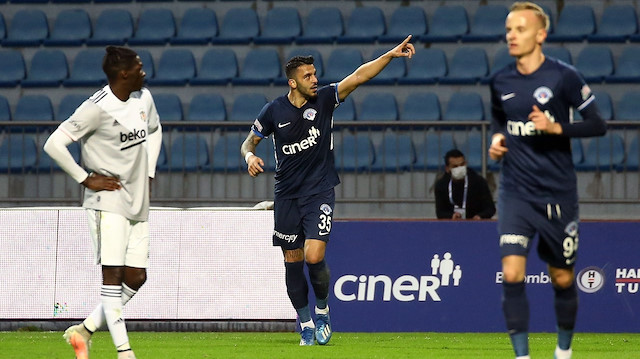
[102, 46, 139, 81]
[444, 149, 465, 166]
[285, 56, 314, 79]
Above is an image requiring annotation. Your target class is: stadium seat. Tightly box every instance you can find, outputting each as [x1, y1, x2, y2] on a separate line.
[588, 5, 638, 43]
[284, 48, 324, 78]
[400, 92, 441, 122]
[0, 14, 5, 41]
[233, 49, 281, 85]
[379, 6, 427, 43]
[488, 47, 515, 78]
[37, 141, 81, 171]
[324, 48, 363, 84]
[622, 137, 639, 171]
[187, 93, 226, 123]
[577, 133, 625, 171]
[210, 134, 243, 172]
[129, 8, 176, 45]
[574, 91, 613, 122]
[367, 48, 406, 85]
[3, 9, 48, 46]
[44, 9, 91, 46]
[148, 49, 196, 86]
[462, 4, 509, 42]
[615, 91, 640, 122]
[64, 50, 108, 87]
[547, 5, 595, 42]
[22, 50, 68, 88]
[254, 7, 301, 44]
[0, 95, 10, 121]
[13, 95, 54, 132]
[334, 133, 375, 172]
[543, 46, 572, 65]
[333, 96, 356, 123]
[414, 131, 456, 171]
[371, 132, 416, 172]
[571, 138, 584, 166]
[440, 47, 488, 84]
[398, 48, 447, 85]
[0, 135, 38, 173]
[443, 92, 484, 122]
[456, 131, 485, 170]
[574, 46, 614, 83]
[87, 9, 133, 46]
[606, 47, 640, 83]
[211, 8, 259, 44]
[153, 93, 183, 122]
[57, 94, 87, 121]
[337, 7, 386, 44]
[359, 93, 398, 122]
[229, 93, 267, 122]
[135, 49, 154, 80]
[0, 50, 25, 87]
[421, 5, 469, 43]
[191, 48, 238, 86]
[171, 8, 218, 45]
[297, 7, 343, 44]
[164, 133, 209, 172]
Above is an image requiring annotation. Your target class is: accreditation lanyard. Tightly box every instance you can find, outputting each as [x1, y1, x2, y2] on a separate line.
[448, 175, 468, 211]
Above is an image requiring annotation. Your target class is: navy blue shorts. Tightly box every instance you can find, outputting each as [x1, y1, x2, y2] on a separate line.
[272, 189, 335, 250]
[498, 195, 579, 268]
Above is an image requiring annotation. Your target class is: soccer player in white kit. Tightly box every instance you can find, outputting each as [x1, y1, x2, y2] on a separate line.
[43, 46, 162, 359]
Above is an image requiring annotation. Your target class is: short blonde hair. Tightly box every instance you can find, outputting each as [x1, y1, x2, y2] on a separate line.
[510, 1, 550, 31]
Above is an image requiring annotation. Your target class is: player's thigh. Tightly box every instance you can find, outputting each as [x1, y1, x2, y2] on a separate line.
[125, 220, 150, 269]
[299, 189, 335, 242]
[273, 197, 304, 250]
[86, 209, 128, 266]
[498, 195, 536, 258]
[537, 201, 579, 269]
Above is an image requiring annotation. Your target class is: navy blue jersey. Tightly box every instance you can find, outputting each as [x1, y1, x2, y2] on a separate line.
[251, 84, 341, 199]
[490, 57, 606, 203]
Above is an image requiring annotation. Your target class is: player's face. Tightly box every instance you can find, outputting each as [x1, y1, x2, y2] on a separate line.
[446, 156, 466, 173]
[126, 56, 146, 92]
[291, 64, 318, 99]
[505, 10, 546, 58]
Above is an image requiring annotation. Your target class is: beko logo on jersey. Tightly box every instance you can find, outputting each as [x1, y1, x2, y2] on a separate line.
[507, 110, 556, 137]
[282, 127, 320, 155]
[120, 128, 147, 142]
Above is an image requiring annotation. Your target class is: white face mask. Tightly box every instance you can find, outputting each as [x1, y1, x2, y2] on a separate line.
[450, 165, 467, 180]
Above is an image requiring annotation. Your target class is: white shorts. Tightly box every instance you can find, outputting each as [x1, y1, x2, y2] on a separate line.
[86, 209, 150, 268]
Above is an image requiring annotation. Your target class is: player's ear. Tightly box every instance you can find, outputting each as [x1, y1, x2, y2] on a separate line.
[288, 78, 296, 88]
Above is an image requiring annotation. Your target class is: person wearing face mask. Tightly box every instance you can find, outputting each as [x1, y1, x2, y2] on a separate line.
[434, 149, 496, 220]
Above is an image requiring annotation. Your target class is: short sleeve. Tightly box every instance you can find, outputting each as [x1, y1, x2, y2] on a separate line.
[252, 102, 273, 138]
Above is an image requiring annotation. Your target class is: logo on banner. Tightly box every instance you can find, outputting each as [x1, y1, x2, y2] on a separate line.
[615, 268, 640, 294]
[576, 266, 605, 294]
[333, 252, 461, 302]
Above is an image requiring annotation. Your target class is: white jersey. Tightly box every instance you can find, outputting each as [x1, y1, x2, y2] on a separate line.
[58, 85, 161, 221]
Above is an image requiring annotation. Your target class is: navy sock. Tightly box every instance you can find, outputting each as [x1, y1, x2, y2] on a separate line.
[307, 260, 330, 309]
[554, 281, 578, 350]
[285, 261, 309, 311]
[502, 281, 529, 356]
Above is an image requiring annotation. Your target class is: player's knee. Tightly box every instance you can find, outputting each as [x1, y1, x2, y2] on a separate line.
[551, 273, 574, 289]
[124, 268, 147, 290]
[502, 268, 525, 283]
[304, 251, 325, 264]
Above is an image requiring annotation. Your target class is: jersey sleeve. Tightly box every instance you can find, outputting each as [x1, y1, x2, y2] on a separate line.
[58, 101, 103, 142]
[489, 79, 507, 136]
[251, 102, 273, 138]
[144, 88, 161, 134]
[560, 67, 607, 138]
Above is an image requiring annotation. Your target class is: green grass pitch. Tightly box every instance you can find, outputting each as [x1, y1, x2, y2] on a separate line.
[1, 331, 639, 358]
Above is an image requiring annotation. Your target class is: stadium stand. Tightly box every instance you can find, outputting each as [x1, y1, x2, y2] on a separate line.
[616, 91, 640, 122]
[170, 7, 218, 45]
[0, 50, 25, 87]
[334, 133, 375, 172]
[398, 48, 447, 85]
[574, 46, 614, 83]
[148, 49, 195, 86]
[186, 93, 226, 123]
[153, 93, 183, 122]
[577, 133, 626, 171]
[588, 5, 638, 43]
[44, 9, 91, 46]
[371, 131, 416, 172]
[337, 6, 386, 44]
[86, 9, 133, 46]
[378, 6, 427, 43]
[254, 7, 301, 45]
[547, 5, 596, 42]
[163, 133, 209, 172]
[228, 93, 267, 122]
[191, 48, 238, 85]
[57, 94, 87, 121]
[443, 92, 484, 122]
[414, 131, 455, 171]
[333, 96, 356, 123]
[606, 47, 640, 83]
[323, 48, 363, 83]
[462, 4, 509, 42]
[623, 137, 639, 171]
[211, 8, 259, 44]
[129, 8, 176, 45]
[3, 9, 48, 47]
[21, 49, 68, 88]
[0, 95, 11, 121]
[296, 7, 343, 44]
[0, 134, 38, 173]
[359, 93, 398, 122]
[440, 47, 488, 84]
[233, 48, 281, 85]
[420, 5, 468, 43]
[399, 92, 441, 122]
[367, 48, 406, 85]
[63, 49, 107, 87]
[543, 46, 572, 65]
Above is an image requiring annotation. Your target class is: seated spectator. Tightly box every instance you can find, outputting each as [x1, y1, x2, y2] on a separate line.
[434, 149, 496, 220]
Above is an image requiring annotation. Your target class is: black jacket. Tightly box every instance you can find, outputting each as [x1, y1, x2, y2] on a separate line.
[434, 168, 496, 219]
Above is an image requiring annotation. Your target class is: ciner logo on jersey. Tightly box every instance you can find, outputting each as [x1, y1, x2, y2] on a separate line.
[282, 126, 320, 155]
[507, 110, 556, 137]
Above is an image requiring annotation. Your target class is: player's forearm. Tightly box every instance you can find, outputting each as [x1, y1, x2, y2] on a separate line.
[241, 132, 260, 158]
[43, 129, 89, 183]
[352, 53, 393, 84]
[561, 106, 607, 138]
[146, 125, 162, 178]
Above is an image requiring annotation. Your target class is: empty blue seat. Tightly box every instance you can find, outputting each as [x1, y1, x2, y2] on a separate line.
[13, 95, 54, 132]
[571, 138, 584, 166]
[359, 93, 398, 122]
[0, 14, 5, 41]
[543, 46, 572, 65]
[87, 9, 133, 46]
[372, 132, 416, 172]
[3, 9, 48, 47]
[577, 134, 625, 171]
[606, 47, 640, 83]
[187, 94, 226, 122]
[443, 92, 484, 122]
[400, 92, 441, 122]
[0, 95, 10, 121]
[333, 96, 356, 123]
[366, 48, 405, 85]
[297, 7, 343, 44]
[57, 94, 87, 121]
[334, 133, 374, 172]
[338, 7, 386, 43]
[0, 50, 25, 87]
[22, 50, 68, 88]
[229, 93, 267, 122]
[148, 49, 195, 86]
[379, 6, 427, 43]
[191, 49, 237, 86]
[440, 47, 488, 84]
[211, 8, 259, 44]
[615, 91, 640, 122]
[255, 7, 301, 44]
[547, 5, 595, 42]
[210, 134, 244, 172]
[164, 133, 209, 172]
[233, 49, 281, 85]
[414, 131, 456, 170]
[463, 5, 509, 42]
[0, 135, 38, 173]
[398, 48, 447, 85]
[589, 5, 638, 43]
[457, 131, 485, 170]
[44, 9, 91, 46]
[153, 93, 183, 122]
[575, 46, 614, 83]
[489, 47, 515, 77]
[421, 5, 468, 43]
[64, 50, 107, 87]
[135, 49, 154, 80]
[622, 137, 639, 171]
[129, 9, 176, 45]
[171, 7, 218, 45]
[324, 48, 363, 83]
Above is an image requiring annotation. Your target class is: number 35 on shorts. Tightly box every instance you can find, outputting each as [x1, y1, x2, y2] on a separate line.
[318, 203, 333, 236]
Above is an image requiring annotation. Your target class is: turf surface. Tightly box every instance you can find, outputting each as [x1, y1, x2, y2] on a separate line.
[1, 331, 639, 358]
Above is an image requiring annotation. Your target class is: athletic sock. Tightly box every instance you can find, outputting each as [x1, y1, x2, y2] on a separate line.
[502, 281, 529, 357]
[307, 260, 330, 310]
[101, 285, 129, 349]
[554, 282, 578, 350]
[285, 261, 309, 313]
[84, 283, 138, 332]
